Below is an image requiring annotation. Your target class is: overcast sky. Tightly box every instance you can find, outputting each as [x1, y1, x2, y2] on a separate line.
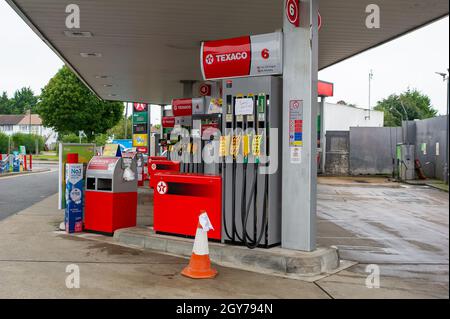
[0, 1, 449, 118]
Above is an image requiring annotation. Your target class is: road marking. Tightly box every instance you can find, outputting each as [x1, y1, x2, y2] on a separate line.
[0, 169, 56, 180]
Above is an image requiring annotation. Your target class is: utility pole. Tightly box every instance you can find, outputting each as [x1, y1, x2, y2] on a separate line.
[435, 70, 449, 184]
[366, 70, 374, 120]
[124, 102, 129, 139]
[28, 106, 32, 135]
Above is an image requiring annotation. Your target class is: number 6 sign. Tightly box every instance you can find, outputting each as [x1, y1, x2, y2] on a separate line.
[286, 0, 300, 27]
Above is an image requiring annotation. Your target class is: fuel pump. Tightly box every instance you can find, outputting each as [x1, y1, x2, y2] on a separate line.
[192, 113, 222, 174]
[221, 76, 282, 248]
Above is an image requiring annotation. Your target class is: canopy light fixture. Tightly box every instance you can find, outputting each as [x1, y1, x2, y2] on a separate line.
[64, 31, 93, 38]
[80, 52, 102, 58]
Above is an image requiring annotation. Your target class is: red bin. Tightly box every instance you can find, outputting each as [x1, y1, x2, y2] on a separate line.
[148, 159, 180, 188]
[153, 172, 222, 240]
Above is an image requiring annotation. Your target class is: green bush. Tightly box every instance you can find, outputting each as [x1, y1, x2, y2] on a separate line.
[11, 133, 45, 154]
[0, 132, 9, 154]
[59, 133, 86, 144]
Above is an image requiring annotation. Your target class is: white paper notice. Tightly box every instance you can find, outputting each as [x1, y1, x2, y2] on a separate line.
[290, 147, 302, 164]
[235, 98, 254, 115]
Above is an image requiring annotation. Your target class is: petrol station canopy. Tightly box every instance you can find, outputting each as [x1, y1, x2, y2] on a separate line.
[6, 0, 449, 104]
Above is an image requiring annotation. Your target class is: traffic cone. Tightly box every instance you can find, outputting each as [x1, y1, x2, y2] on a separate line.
[181, 212, 217, 279]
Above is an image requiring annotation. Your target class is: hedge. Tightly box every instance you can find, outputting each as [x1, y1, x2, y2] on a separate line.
[10, 133, 45, 154]
[0, 132, 9, 154]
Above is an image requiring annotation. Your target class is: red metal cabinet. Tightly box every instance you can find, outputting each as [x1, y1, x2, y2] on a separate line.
[153, 172, 222, 240]
[84, 191, 137, 234]
[148, 159, 180, 188]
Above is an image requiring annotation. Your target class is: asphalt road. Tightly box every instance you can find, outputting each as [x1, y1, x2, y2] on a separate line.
[0, 165, 58, 221]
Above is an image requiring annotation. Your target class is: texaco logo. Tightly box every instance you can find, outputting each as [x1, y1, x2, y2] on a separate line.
[151, 163, 157, 170]
[156, 181, 168, 195]
[205, 54, 214, 65]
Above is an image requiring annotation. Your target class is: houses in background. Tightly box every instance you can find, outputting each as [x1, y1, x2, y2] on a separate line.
[0, 112, 57, 148]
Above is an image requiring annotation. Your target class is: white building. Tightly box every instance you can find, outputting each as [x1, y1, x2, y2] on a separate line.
[323, 102, 384, 131]
[0, 113, 57, 147]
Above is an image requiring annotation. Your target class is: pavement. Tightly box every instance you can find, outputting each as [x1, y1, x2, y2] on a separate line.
[0, 173, 448, 298]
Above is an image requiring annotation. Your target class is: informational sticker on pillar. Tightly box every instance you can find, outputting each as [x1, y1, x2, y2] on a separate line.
[289, 100, 303, 147]
[290, 147, 302, 164]
[235, 98, 254, 115]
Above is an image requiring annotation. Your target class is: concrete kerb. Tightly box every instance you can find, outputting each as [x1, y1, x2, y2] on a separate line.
[113, 227, 352, 281]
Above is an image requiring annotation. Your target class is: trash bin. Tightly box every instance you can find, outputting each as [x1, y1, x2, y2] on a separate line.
[84, 156, 138, 235]
[153, 172, 222, 240]
[148, 159, 181, 188]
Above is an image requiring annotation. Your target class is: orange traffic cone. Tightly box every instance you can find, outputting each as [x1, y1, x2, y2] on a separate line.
[181, 212, 217, 279]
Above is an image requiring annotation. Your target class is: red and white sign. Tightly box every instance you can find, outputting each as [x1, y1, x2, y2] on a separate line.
[172, 98, 192, 117]
[133, 103, 147, 112]
[286, 0, 300, 27]
[318, 81, 334, 97]
[201, 32, 282, 80]
[87, 157, 119, 171]
[199, 84, 212, 96]
[156, 181, 168, 195]
[162, 116, 175, 128]
[318, 12, 322, 31]
[137, 146, 148, 153]
[172, 98, 205, 116]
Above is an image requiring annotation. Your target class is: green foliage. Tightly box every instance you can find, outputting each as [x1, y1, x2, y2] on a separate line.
[59, 133, 85, 144]
[0, 132, 9, 154]
[59, 132, 108, 147]
[107, 116, 132, 140]
[0, 88, 38, 114]
[10, 133, 44, 154]
[94, 134, 109, 147]
[374, 88, 438, 127]
[37, 66, 124, 141]
[0, 92, 11, 114]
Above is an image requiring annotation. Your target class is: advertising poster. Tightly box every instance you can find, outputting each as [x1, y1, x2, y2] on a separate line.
[58, 143, 96, 210]
[133, 134, 148, 147]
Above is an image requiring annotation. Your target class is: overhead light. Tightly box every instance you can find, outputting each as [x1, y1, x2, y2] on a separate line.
[103, 84, 113, 88]
[96, 75, 111, 79]
[64, 31, 93, 38]
[80, 52, 102, 58]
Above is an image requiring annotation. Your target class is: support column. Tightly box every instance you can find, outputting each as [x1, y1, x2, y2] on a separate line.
[282, 0, 318, 251]
[319, 97, 326, 174]
[180, 80, 196, 98]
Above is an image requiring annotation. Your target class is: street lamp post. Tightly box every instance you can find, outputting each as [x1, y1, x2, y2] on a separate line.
[436, 70, 449, 184]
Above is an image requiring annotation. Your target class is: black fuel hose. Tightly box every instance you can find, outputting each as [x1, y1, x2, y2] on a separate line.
[242, 162, 269, 249]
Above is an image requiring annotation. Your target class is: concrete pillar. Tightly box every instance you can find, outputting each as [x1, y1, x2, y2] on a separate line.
[180, 80, 196, 98]
[282, 0, 318, 251]
[320, 97, 326, 173]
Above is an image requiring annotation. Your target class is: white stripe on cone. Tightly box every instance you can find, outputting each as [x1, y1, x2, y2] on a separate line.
[192, 228, 209, 255]
[192, 212, 214, 256]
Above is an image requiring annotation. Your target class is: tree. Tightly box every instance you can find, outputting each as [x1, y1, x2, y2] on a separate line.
[10, 87, 39, 114]
[0, 89, 39, 114]
[37, 66, 124, 141]
[374, 88, 438, 127]
[0, 91, 12, 114]
[336, 100, 357, 107]
[107, 116, 132, 140]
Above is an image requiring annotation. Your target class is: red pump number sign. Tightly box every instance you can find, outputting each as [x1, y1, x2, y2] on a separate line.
[286, 0, 300, 27]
